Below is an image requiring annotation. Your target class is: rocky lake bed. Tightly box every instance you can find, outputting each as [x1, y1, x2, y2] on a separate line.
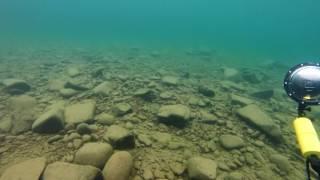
[0, 46, 315, 180]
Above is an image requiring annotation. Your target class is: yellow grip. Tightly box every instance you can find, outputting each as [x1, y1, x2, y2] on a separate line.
[293, 117, 320, 158]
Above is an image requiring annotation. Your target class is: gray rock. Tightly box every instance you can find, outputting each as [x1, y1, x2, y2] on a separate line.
[103, 125, 135, 149]
[8, 95, 37, 134]
[74, 142, 113, 169]
[93, 81, 115, 96]
[0, 157, 46, 180]
[187, 156, 217, 180]
[2, 79, 31, 95]
[236, 104, 282, 140]
[65, 101, 96, 124]
[270, 154, 291, 173]
[113, 103, 132, 116]
[219, 135, 245, 150]
[102, 151, 133, 180]
[157, 104, 190, 127]
[32, 104, 64, 133]
[76, 123, 91, 135]
[161, 76, 179, 85]
[42, 161, 101, 180]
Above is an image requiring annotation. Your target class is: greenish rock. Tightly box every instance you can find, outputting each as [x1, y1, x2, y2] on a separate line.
[225, 172, 245, 180]
[157, 104, 191, 127]
[103, 125, 135, 149]
[59, 88, 79, 98]
[2, 79, 31, 95]
[251, 89, 274, 100]
[161, 76, 179, 85]
[231, 94, 253, 106]
[93, 81, 115, 96]
[219, 135, 244, 150]
[74, 142, 113, 169]
[137, 134, 152, 146]
[113, 103, 132, 116]
[187, 156, 217, 180]
[76, 123, 91, 135]
[236, 104, 282, 141]
[151, 132, 172, 145]
[102, 151, 133, 180]
[198, 86, 215, 97]
[64, 101, 96, 124]
[67, 67, 81, 77]
[95, 113, 116, 125]
[270, 154, 291, 173]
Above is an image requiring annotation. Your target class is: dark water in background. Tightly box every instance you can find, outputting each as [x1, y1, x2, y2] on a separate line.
[1, 0, 320, 64]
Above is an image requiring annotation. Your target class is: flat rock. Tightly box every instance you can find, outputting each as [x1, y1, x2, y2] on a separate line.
[74, 142, 114, 169]
[59, 88, 79, 98]
[2, 79, 31, 95]
[223, 67, 239, 79]
[161, 76, 179, 85]
[103, 125, 135, 149]
[32, 103, 65, 133]
[151, 132, 172, 145]
[8, 95, 37, 134]
[236, 104, 282, 140]
[199, 111, 217, 124]
[231, 94, 254, 106]
[42, 161, 101, 180]
[0, 157, 46, 180]
[198, 86, 215, 97]
[113, 103, 132, 116]
[157, 104, 190, 127]
[95, 113, 116, 125]
[251, 89, 274, 100]
[48, 79, 66, 92]
[67, 67, 81, 77]
[187, 156, 217, 180]
[65, 79, 90, 91]
[219, 135, 245, 150]
[102, 151, 133, 180]
[93, 81, 115, 96]
[133, 88, 155, 101]
[65, 101, 96, 124]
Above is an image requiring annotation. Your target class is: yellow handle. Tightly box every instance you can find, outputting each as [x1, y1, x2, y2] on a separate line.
[294, 117, 320, 158]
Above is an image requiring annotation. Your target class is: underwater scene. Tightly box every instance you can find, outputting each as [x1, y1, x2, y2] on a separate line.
[1, 0, 320, 180]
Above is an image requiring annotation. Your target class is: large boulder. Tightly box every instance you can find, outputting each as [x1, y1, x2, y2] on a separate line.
[74, 142, 114, 169]
[8, 95, 37, 134]
[2, 79, 31, 95]
[32, 102, 65, 133]
[187, 156, 217, 180]
[102, 151, 133, 180]
[0, 157, 46, 180]
[65, 101, 96, 124]
[236, 104, 282, 140]
[157, 104, 191, 127]
[219, 135, 245, 150]
[42, 161, 102, 180]
[103, 125, 135, 149]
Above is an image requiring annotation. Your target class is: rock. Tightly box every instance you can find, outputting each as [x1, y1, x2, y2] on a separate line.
[32, 104, 64, 133]
[241, 70, 261, 83]
[0, 118, 12, 133]
[59, 88, 79, 98]
[42, 161, 102, 180]
[95, 113, 116, 125]
[223, 67, 239, 79]
[151, 132, 172, 145]
[67, 67, 81, 77]
[65, 80, 90, 91]
[159, 91, 174, 99]
[270, 154, 291, 173]
[137, 134, 152, 146]
[198, 86, 215, 97]
[2, 79, 31, 95]
[8, 95, 37, 134]
[161, 76, 179, 85]
[219, 135, 245, 150]
[65, 101, 96, 124]
[251, 89, 274, 100]
[113, 103, 132, 116]
[48, 135, 63, 143]
[187, 156, 217, 180]
[225, 172, 245, 180]
[133, 88, 156, 101]
[73, 139, 83, 149]
[93, 81, 115, 96]
[102, 151, 133, 180]
[0, 157, 46, 180]
[157, 104, 190, 127]
[142, 168, 154, 180]
[48, 80, 66, 92]
[76, 123, 91, 135]
[199, 111, 217, 124]
[236, 104, 282, 140]
[169, 162, 185, 175]
[74, 142, 113, 169]
[231, 94, 254, 106]
[103, 125, 135, 149]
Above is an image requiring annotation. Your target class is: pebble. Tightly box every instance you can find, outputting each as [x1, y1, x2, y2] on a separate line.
[73, 139, 83, 149]
[47, 135, 63, 144]
[76, 123, 91, 135]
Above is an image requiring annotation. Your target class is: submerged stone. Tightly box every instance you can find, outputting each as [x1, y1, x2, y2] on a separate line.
[2, 79, 31, 95]
[65, 101, 96, 124]
[157, 104, 190, 127]
[102, 151, 133, 180]
[103, 125, 135, 149]
[187, 156, 217, 180]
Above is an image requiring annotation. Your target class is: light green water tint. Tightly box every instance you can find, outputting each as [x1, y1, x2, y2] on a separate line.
[1, 0, 320, 65]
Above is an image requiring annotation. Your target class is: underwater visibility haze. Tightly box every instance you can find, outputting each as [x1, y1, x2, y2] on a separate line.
[0, 0, 320, 179]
